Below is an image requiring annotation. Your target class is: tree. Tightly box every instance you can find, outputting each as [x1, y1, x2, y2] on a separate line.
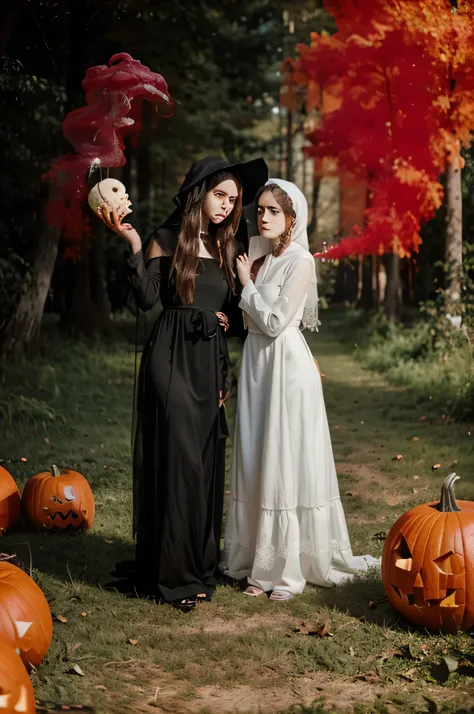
[294, 0, 474, 314]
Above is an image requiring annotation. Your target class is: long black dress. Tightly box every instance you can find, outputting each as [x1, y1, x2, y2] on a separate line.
[127, 246, 233, 602]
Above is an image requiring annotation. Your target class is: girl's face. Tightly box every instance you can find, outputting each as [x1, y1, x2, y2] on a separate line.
[257, 190, 287, 239]
[202, 179, 239, 224]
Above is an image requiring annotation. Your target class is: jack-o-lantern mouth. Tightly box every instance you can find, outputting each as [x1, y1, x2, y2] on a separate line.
[391, 534, 465, 609]
[391, 585, 460, 608]
[47, 510, 79, 522]
[0, 684, 30, 711]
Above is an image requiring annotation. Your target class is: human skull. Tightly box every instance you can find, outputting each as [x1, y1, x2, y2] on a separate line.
[88, 179, 132, 220]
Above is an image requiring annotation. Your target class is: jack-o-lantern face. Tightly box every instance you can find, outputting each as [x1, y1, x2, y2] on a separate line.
[21, 465, 95, 532]
[0, 561, 53, 669]
[0, 636, 36, 714]
[382, 473, 474, 633]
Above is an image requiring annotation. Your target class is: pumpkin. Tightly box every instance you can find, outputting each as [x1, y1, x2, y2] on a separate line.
[22, 464, 94, 532]
[0, 561, 53, 669]
[0, 636, 36, 714]
[0, 467, 21, 536]
[382, 473, 474, 633]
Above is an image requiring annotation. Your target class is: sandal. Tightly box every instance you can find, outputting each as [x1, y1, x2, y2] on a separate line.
[196, 592, 212, 603]
[243, 585, 265, 597]
[269, 590, 293, 601]
[170, 597, 196, 612]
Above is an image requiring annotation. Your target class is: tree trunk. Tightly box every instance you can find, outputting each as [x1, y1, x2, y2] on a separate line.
[444, 153, 463, 312]
[66, 228, 114, 337]
[0, 226, 60, 357]
[384, 253, 402, 321]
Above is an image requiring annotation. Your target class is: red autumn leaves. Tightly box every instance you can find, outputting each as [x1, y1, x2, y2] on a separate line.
[291, 0, 474, 259]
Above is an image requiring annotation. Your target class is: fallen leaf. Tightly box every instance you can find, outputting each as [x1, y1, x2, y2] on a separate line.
[395, 454, 403, 461]
[81, 612, 88, 617]
[20, 457, 27, 462]
[103, 539, 112, 544]
[295, 620, 333, 637]
[413, 488, 418, 494]
[400, 667, 418, 681]
[413, 475, 420, 480]
[56, 615, 68, 624]
[95, 685, 108, 691]
[412, 437, 419, 442]
[44, 438, 51, 444]
[432, 464, 441, 470]
[349, 646, 356, 657]
[128, 638, 139, 646]
[68, 663, 84, 676]
[420, 416, 427, 421]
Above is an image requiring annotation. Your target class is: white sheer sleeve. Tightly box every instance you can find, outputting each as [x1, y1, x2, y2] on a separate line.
[239, 257, 313, 338]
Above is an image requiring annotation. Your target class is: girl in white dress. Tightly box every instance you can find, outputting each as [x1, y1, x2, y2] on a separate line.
[221, 179, 378, 600]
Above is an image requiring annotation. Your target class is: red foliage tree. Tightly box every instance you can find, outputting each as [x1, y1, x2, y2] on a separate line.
[294, 0, 474, 274]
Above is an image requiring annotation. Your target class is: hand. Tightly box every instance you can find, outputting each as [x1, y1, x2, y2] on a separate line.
[98, 206, 142, 251]
[219, 390, 230, 408]
[237, 253, 251, 286]
[215, 311, 229, 331]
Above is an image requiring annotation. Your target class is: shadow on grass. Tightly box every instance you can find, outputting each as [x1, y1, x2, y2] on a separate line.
[1, 525, 134, 587]
[312, 573, 403, 629]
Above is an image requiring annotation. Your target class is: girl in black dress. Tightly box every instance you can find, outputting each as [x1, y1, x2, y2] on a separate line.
[101, 156, 268, 611]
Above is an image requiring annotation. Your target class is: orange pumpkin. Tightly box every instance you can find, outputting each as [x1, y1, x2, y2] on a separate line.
[0, 561, 53, 669]
[22, 464, 94, 531]
[0, 636, 36, 713]
[0, 467, 21, 536]
[382, 473, 474, 633]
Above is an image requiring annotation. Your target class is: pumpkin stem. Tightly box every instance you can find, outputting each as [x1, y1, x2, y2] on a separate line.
[436, 472, 461, 512]
[51, 464, 61, 478]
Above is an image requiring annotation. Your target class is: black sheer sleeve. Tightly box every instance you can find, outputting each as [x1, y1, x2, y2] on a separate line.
[126, 251, 162, 312]
[225, 241, 247, 341]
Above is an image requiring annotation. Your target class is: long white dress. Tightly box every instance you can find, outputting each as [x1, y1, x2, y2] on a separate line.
[222, 240, 379, 594]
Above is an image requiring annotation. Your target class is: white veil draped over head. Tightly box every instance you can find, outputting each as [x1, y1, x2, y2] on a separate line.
[248, 178, 320, 331]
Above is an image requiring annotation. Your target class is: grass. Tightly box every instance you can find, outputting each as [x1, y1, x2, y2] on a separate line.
[1, 309, 474, 714]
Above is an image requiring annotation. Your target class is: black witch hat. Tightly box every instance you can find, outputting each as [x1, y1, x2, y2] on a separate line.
[159, 155, 268, 230]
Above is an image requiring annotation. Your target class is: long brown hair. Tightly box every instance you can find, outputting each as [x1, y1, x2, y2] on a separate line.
[171, 171, 242, 303]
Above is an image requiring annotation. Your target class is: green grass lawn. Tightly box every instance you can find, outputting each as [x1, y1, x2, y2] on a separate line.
[1, 310, 474, 714]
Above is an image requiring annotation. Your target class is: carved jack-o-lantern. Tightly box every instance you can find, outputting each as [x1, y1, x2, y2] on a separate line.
[22, 464, 95, 532]
[88, 178, 132, 221]
[382, 473, 474, 633]
[0, 467, 21, 536]
[0, 636, 36, 714]
[0, 561, 53, 669]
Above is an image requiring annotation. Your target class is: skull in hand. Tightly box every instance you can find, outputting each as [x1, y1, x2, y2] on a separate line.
[88, 179, 132, 221]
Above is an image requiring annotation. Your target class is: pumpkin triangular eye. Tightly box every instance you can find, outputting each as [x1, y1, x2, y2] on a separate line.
[394, 534, 413, 571]
[434, 551, 464, 575]
[14, 621, 32, 639]
[14, 685, 29, 713]
[63, 486, 76, 501]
